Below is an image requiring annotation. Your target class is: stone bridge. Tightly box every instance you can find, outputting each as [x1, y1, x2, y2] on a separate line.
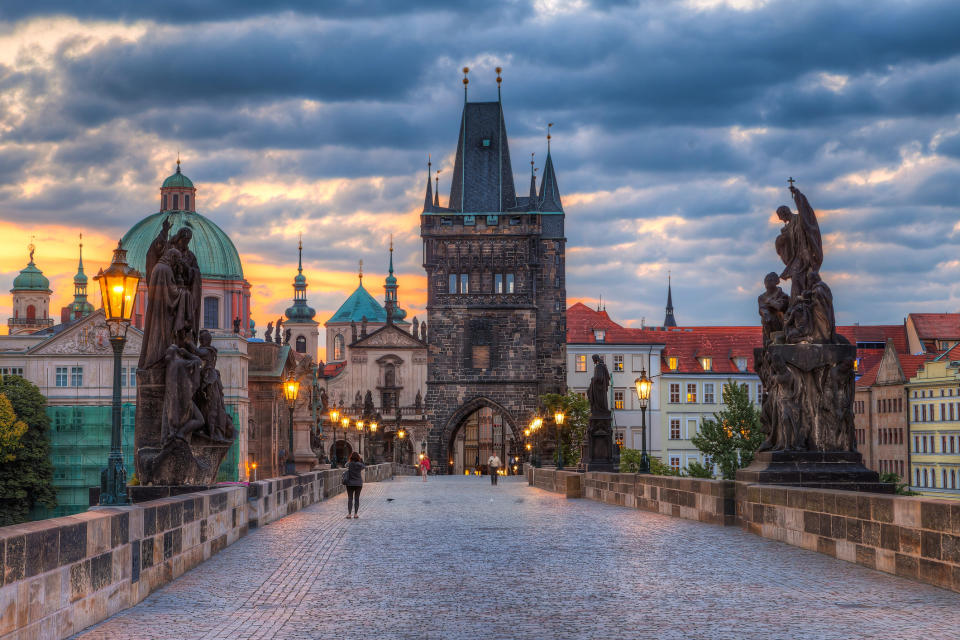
[2, 465, 959, 639]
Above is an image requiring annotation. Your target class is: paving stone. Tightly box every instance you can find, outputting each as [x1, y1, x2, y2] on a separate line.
[73, 477, 960, 640]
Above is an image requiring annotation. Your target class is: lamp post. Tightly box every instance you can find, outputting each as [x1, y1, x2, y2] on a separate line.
[369, 419, 378, 464]
[328, 406, 341, 467]
[634, 368, 653, 474]
[554, 409, 566, 470]
[396, 427, 406, 465]
[283, 374, 301, 476]
[356, 419, 365, 460]
[251, 462, 258, 482]
[529, 415, 543, 468]
[341, 416, 350, 461]
[95, 241, 141, 506]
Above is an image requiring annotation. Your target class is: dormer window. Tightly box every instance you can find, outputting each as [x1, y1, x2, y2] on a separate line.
[593, 329, 605, 343]
[734, 356, 747, 372]
[699, 357, 712, 371]
[668, 357, 678, 371]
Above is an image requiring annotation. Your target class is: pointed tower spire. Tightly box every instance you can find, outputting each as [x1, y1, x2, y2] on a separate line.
[434, 170, 440, 208]
[388, 234, 395, 276]
[68, 233, 94, 320]
[423, 155, 434, 212]
[285, 233, 317, 330]
[384, 234, 406, 324]
[663, 272, 677, 328]
[539, 123, 563, 212]
[528, 152, 538, 209]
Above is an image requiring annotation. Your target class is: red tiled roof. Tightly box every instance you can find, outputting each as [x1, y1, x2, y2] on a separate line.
[900, 354, 935, 380]
[322, 361, 346, 378]
[856, 359, 882, 388]
[909, 313, 960, 340]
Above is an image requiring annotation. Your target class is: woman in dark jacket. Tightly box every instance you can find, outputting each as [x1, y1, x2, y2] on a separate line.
[345, 452, 365, 519]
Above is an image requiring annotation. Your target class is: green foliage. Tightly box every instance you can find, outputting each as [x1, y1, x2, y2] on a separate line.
[0, 393, 28, 463]
[879, 471, 919, 496]
[0, 376, 56, 525]
[618, 449, 681, 476]
[539, 391, 589, 466]
[691, 380, 764, 480]
[684, 459, 715, 478]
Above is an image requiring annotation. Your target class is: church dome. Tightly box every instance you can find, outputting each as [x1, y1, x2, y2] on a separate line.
[12, 261, 50, 292]
[161, 166, 195, 189]
[286, 301, 316, 322]
[121, 210, 244, 281]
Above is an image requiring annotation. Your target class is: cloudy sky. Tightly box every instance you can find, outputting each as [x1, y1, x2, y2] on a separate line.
[1, 0, 959, 356]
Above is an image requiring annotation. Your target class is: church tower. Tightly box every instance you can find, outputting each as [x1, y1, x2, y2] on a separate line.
[62, 234, 95, 323]
[9, 242, 54, 335]
[663, 274, 677, 328]
[420, 68, 567, 473]
[284, 237, 319, 358]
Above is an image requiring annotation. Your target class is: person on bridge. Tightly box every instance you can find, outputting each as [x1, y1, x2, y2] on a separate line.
[345, 452, 364, 519]
[419, 454, 430, 482]
[487, 454, 501, 486]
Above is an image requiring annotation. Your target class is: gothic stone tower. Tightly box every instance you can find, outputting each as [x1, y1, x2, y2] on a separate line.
[420, 78, 567, 473]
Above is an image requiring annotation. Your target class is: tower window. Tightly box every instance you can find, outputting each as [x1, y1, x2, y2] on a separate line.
[184, 195, 190, 210]
[481, 138, 491, 147]
[203, 296, 219, 329]
[295, 335, 306, 353]
[495, 274, 503, 293]
[449, 274, 457, 294]
[26, 305, 36, 319]
[333, 333, 345, 360]
[173, 194, 179, 209]
[163, 194, 168, 210]
[506, 274, 514, 294]
[460, 274, 469, 294]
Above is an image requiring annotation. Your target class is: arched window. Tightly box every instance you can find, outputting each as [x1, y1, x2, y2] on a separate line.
[173, 194, 179, 210]
[952, 470, 956, 489]
[943, 469, 948, 488]
[916, 468, 921, 486]
[203, 297, 219, 329]
[384, 363, 395, 387]
[26, 304, 36, 319]
[333, 333, 344, 361]
[295, 335, 306, 353]
[184, 195, 190, 210]
[162, 194, 168, 210]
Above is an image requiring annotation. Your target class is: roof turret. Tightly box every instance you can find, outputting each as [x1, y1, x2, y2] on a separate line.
[161, 159, 195, 189]
[11, 244, 51, 292]
[286, 237, 316, 322]
[663, 273, 677, 328]
[68, 234, 94, 318]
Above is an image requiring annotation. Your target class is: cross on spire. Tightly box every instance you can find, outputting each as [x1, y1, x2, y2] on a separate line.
[788, 176, 795, 187]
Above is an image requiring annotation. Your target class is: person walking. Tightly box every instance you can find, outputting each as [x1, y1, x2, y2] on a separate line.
[344, 451, 364, 518]
[419, 454, 431, 482]
[487, 453, 501, 485]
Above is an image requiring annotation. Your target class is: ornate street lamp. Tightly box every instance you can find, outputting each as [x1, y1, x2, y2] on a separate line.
[341, 416, 350, 461]
[95, 241, 141, 506]
[356, 419, 365, 460]
[634, 368, 653, 474]
[283, 374, 301, 475]
[529, 414, 543, 468]
[395, 426, 406, 465]
[328, 406, 341, 467]
[554, 410, 566, 470]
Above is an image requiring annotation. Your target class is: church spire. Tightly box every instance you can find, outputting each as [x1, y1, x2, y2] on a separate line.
[538, 123, 563, 212]
[663, 272, 677, 328]
[285, 233, 316, 323]
[528, 152, 538, 209]
[384, 235, 406, 323]
[434, 170, 440, 208]
[423, 155, 434, 212]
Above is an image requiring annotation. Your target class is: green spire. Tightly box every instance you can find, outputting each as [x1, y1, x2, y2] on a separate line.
[69, 235, 94, 319]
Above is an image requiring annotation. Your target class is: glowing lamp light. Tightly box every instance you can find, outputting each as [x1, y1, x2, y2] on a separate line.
[398, 428, 406, 439]
[524, 428, 531, 437]
[419, 453, 425, 461]
[94, 241, 141, 324]
[554, 410, 565, 425]
[369, 421, 378, 432]
[464, 470, 470, 476]
[330, 408, 340, 423]
[530, 416, 543, 430]
[525, 443, 532, 451]
[356, 419, 365, 431]
[341, 417, 350, 429]
[634, 369, 653, 409]
[282, 376, 300, 406]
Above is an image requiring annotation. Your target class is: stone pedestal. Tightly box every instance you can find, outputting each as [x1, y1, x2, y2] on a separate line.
[736, 450, 894, 493]
[293, 426, 316, 472]
[584, 414, 615, 472]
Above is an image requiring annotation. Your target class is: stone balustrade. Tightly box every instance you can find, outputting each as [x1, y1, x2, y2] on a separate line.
[527, 465, 960, 593]
[0, 463, 395, 640]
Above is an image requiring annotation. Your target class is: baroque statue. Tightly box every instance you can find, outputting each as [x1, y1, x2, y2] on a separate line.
[584, 354, 614, 471]
[134, 217, 236, 486]
[741, 183, 885, 490]
[264, 321, 273, 343]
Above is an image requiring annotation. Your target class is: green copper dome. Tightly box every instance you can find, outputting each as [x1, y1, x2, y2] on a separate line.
[121, 210, 244, 281]
[162, 165, 194, 189]
[328, 283, 387, 324]
[12, 261, 51, 292]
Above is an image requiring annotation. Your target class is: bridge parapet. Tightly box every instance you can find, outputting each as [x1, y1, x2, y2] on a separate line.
[527, 465, 960, 593]
[0, 463, 395, 640]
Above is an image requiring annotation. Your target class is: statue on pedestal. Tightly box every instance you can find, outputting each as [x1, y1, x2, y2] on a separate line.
[740, 182, 888, 491]
[134, 217, 236, 487]
[584, 354, 614, 471]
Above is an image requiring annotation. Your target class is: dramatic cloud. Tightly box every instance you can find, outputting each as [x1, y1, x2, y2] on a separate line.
[1, 0, 959, 356]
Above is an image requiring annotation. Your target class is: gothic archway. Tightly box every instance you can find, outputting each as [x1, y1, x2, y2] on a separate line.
[440, 397, 522, 475]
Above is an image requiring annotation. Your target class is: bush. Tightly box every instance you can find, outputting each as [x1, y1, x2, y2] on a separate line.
[0, 376, 56, 525]
[619, 449, 681, 476]
[879, 471, 918, 496]
[684, 460, 715, 478]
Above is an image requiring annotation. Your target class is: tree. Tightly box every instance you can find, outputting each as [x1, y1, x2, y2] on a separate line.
[0, 393, 28, 463]
[691, 380, 764, 480]
[684, 460, 715, 478]
[539, 391, 589, 466]
[0, 376, 56, 525]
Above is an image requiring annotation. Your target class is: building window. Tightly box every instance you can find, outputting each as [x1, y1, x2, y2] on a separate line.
[120, 367, 126, 387]
[593, 329, 605, 343]
[472, 345, 490, 370]
[71, 366, 83, 387]
[162, 194, 168, 210]
[687, 419, 698, 438]
[669, 456, 681, 472]
[916, 468, 921, 486]
[575, 355, 587, 372]
[670, 419, 681, 439]
[667, 357, 678, 371]
[449, 274, 457, 293]
[184, 195, 190, 210]
[733, 356, 747, 372]
[703, 383, 715, 404]
[333, 334, 345, 361]
[506, 273, 514, 294]
[130, 369, 137, 387]
[495, 274, 503, 293]
[295, 335, 306, 353]
[686, 383, 697, 403]
[203, 297, 219, 329]
[460, 274, 469, 294]
[173, 194, 179, 209]
[699, 357, 712, 371]
[614, 390, 624, 410]
[0, 367, 23, 377]
[26, 305, 36, 319]
[613, 355, 623, 372]
[56, 367, 68, 387]
[669, 383, 680, 403]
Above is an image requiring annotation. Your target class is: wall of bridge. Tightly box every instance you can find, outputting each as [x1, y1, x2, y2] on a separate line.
[0, 463, 395, 640]
[527, 466, 960, 593]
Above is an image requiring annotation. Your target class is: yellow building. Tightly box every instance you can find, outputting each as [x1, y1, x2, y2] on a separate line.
[907, 352, 960, 498]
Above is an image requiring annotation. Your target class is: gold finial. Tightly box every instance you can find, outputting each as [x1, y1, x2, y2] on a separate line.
[462, 66, 470, 82]
[531, 152, 535, 169]
[28, 236, 35, 263]
[547, 123, 554, 152]
[390, 233, 394, 253]
[358, 259, 363, 284]
[298, 231, 302, 251]
[496, 66, 502, 85]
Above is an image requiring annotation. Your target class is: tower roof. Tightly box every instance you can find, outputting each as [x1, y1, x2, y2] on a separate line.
[162, 162, 195, 189]
[327, 282, 388, 324]
[448, 101, 516, 213]
[11, 245, 50, 292]
[286, 237, 316, 322]
[663, 274, 677, 328]
[538, 151, 563, 212]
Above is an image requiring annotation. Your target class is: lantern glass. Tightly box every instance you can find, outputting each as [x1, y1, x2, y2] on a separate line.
[282, 377, 300, 405]
[370, 421, 378, 432]
[95, 241, 141, 324]
[634, 369, 652, 409]
[341, 418, 350, 429]
[330, 408, 340, 422]
[554, 411, 565, 425]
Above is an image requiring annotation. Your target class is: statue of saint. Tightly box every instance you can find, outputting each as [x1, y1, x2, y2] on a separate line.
[284, 328, 292, 345]
[264, 322, 273, 343]
[275, 318, 284, 344]
[758, 272, 789, 346]
[196, 330, 234, 443]
[587, 354, 611, 415]
[233, 316, 241, 334]
[775, 186, 823, 301]
[160, 345, 204, 444]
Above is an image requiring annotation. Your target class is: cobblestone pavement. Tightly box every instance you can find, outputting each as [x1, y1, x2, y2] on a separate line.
[74, 476, 960, 640]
